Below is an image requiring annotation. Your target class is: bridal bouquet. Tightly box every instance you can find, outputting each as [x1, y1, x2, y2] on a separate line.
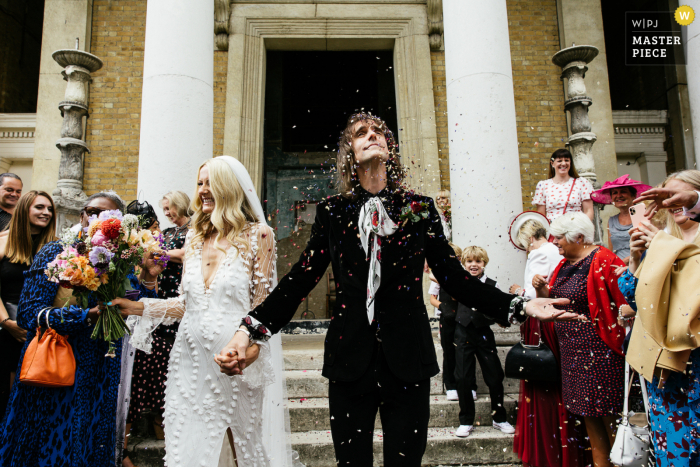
[45, 210, 169, 356]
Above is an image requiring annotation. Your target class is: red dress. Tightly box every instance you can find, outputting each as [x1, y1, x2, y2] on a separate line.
[513, 315, 591, 467]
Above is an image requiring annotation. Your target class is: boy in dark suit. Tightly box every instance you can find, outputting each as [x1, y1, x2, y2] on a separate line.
[453, 246, 514, 438]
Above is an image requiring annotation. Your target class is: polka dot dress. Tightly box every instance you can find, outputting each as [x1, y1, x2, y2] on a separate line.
[552, 250, 624, 418]
[532, 178, 594, 222]
[127, 224, 187, 424]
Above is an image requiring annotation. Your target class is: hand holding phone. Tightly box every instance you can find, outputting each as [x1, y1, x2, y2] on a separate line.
[629, 203, 647, 229]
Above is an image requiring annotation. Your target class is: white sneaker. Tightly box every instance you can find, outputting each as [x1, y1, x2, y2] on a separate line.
[493, 421, 515, 434]
[472, 390, 477, 401]
[446, 390, 459, 401]
[455, 425, 474, 438]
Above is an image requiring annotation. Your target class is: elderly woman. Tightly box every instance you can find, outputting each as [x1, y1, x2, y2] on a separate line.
[0, 192, 161, 467]
[509, 214, 590, 467]
[124, 192, 191, 462]
[533, 149, 594, 222]
[534, 212, 627, 467]
[591, 175, 652, 264]
[618, 170, 700, 467]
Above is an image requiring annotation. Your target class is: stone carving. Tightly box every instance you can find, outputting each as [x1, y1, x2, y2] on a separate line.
[428, 0, 444, 50]
[51, 40, 103, 232]
[215, 0, 230, 51]
[552, 45, 605, 243]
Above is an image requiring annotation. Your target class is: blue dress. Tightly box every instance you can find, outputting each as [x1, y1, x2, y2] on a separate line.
[617, 263, 700, 466]
[0, 241, 157, 467]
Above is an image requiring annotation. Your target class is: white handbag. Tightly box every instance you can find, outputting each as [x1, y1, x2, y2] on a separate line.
[610, 361, 651, 466]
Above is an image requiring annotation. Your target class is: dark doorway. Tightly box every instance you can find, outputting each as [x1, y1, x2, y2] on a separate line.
[263, 50, 397, 320]
[0, 0, 45, 113]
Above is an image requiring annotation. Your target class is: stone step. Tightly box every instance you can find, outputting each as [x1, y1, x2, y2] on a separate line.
[282, 332, 519, 371]
[291, 427, 520, 467]
[128, 427, 520, 467]
[285, 365, 520, 399]
[288, 395, 518, 432]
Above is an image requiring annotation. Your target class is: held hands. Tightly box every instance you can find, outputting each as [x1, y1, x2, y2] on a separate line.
[216, 328, 255, 376]
[524, 297, 583, 322]
[215, 330, 260, 376]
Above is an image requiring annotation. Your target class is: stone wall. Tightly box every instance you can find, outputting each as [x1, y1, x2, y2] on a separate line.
[431, 51, 450, 192]
[85, 0, 146, 200]
[86, 1, 228, 202]
[433, 0, 568, 207]
[213, 51, 228, 156]
[507, 0, 568, 208]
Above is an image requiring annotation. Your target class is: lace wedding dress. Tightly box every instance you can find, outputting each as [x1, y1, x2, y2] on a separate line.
[128, 224, 284, 467]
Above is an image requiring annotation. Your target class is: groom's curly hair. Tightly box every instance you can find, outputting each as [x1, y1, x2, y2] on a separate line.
[335, 112, 406, 199]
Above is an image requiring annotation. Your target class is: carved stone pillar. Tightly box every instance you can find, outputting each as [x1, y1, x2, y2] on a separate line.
[552, 45, 604, 243]
[428, 0, 444, 50]
[51, 44, 103, 232]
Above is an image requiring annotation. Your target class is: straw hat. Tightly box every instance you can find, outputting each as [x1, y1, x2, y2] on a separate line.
[509, 211, 550, 251]
[591, 174, 652, 204]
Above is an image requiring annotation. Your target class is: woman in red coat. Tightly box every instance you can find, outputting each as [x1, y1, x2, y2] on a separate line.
[535, 212, 628, 467]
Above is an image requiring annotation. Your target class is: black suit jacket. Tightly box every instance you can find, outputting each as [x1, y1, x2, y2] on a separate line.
[455, 277, 505, 328]
[250, 187, 518, 383]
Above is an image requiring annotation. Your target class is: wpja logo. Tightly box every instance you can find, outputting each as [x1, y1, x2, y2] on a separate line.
[625, 11, 686, 65]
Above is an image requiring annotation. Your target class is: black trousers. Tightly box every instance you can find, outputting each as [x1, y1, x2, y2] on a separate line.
[439, 314, 457, 391]
[329, 342, 431, 466]
[453, 322, 506, 425]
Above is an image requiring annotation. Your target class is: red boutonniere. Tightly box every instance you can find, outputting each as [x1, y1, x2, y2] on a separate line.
[400, 200, 430, 226]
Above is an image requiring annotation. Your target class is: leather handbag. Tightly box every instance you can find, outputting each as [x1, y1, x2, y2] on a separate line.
[20, 307, 76, 388]
[610, 362, 651, 466]
[504, 320, 559, 382]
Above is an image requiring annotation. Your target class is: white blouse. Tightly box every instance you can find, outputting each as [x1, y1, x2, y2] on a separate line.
[532, 177, 593, 222]
[522, 242, 564, 300]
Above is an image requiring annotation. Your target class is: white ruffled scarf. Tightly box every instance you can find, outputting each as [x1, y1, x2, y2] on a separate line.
[359, 197, 398, 325]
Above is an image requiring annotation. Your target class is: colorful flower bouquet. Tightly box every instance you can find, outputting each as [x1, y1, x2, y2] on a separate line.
[45, 210, 169, 356]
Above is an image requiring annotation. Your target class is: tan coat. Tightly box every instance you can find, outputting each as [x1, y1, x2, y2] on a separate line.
[626, 231, 700, 382]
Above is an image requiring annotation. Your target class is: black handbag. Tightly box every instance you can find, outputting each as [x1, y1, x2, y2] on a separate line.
[504, 320, 559, 382]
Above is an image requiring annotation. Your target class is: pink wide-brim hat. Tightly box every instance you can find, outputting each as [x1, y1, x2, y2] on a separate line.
[591, 174, 653, 204]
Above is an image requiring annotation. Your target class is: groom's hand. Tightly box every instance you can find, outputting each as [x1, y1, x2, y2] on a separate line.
[524, 297, 583, 322]
[217, 327, 252, 375]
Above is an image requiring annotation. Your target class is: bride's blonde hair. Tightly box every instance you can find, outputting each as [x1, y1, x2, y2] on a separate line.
[190, 157, 258, 254]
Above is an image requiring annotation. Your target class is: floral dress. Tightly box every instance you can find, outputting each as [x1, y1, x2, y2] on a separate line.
[551, 250, 624, 417]
[532, 177, 594, 222]
[618, 264, 700, 467]
[127, 222, 189, 424]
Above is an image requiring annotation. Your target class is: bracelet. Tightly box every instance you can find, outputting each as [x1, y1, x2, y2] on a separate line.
[0, 317, 10, 326]
[235, 328, 254, 347]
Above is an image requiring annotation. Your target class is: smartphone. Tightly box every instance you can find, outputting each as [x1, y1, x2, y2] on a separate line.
[629, 203, 647, 229]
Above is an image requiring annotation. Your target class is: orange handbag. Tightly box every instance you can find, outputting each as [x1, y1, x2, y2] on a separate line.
[20, 307, 76, 388]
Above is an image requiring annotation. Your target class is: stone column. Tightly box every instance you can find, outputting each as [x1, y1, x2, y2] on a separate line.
[51, 45, 103, 232]
[442, 0, 525, 288]
[32, 0, 94, 193]
[553, 45, 605, 244]
[137, 0, 214, 226]
[681, 0, 700, 159]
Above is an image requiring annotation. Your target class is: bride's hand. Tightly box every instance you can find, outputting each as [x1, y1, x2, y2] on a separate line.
[216, 343, 260, 376]
[108, 298, 145, 317]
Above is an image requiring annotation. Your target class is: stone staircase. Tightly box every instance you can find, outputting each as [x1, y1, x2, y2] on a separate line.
[128, 328, 522, 466]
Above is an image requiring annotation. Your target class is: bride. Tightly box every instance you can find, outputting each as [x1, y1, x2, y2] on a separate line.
[113, 156, 296, 467]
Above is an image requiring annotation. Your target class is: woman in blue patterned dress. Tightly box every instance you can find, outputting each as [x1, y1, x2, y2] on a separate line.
[0, 192, 161, 467]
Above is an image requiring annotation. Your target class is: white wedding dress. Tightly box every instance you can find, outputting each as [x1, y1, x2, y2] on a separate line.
[128, 223, 285, 467]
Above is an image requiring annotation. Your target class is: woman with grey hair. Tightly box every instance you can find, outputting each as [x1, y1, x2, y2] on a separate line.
[534, 212, 628, 467]
[0, 191, 162, 467]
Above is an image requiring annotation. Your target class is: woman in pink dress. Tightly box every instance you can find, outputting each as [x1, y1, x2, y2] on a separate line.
[533, 149, 594, 222]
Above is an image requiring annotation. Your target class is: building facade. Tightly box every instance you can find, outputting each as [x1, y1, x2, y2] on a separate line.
[1, 0, 698, 318]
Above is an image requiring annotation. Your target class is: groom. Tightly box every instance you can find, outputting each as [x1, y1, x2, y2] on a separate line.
[218, 113, 575, 465]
